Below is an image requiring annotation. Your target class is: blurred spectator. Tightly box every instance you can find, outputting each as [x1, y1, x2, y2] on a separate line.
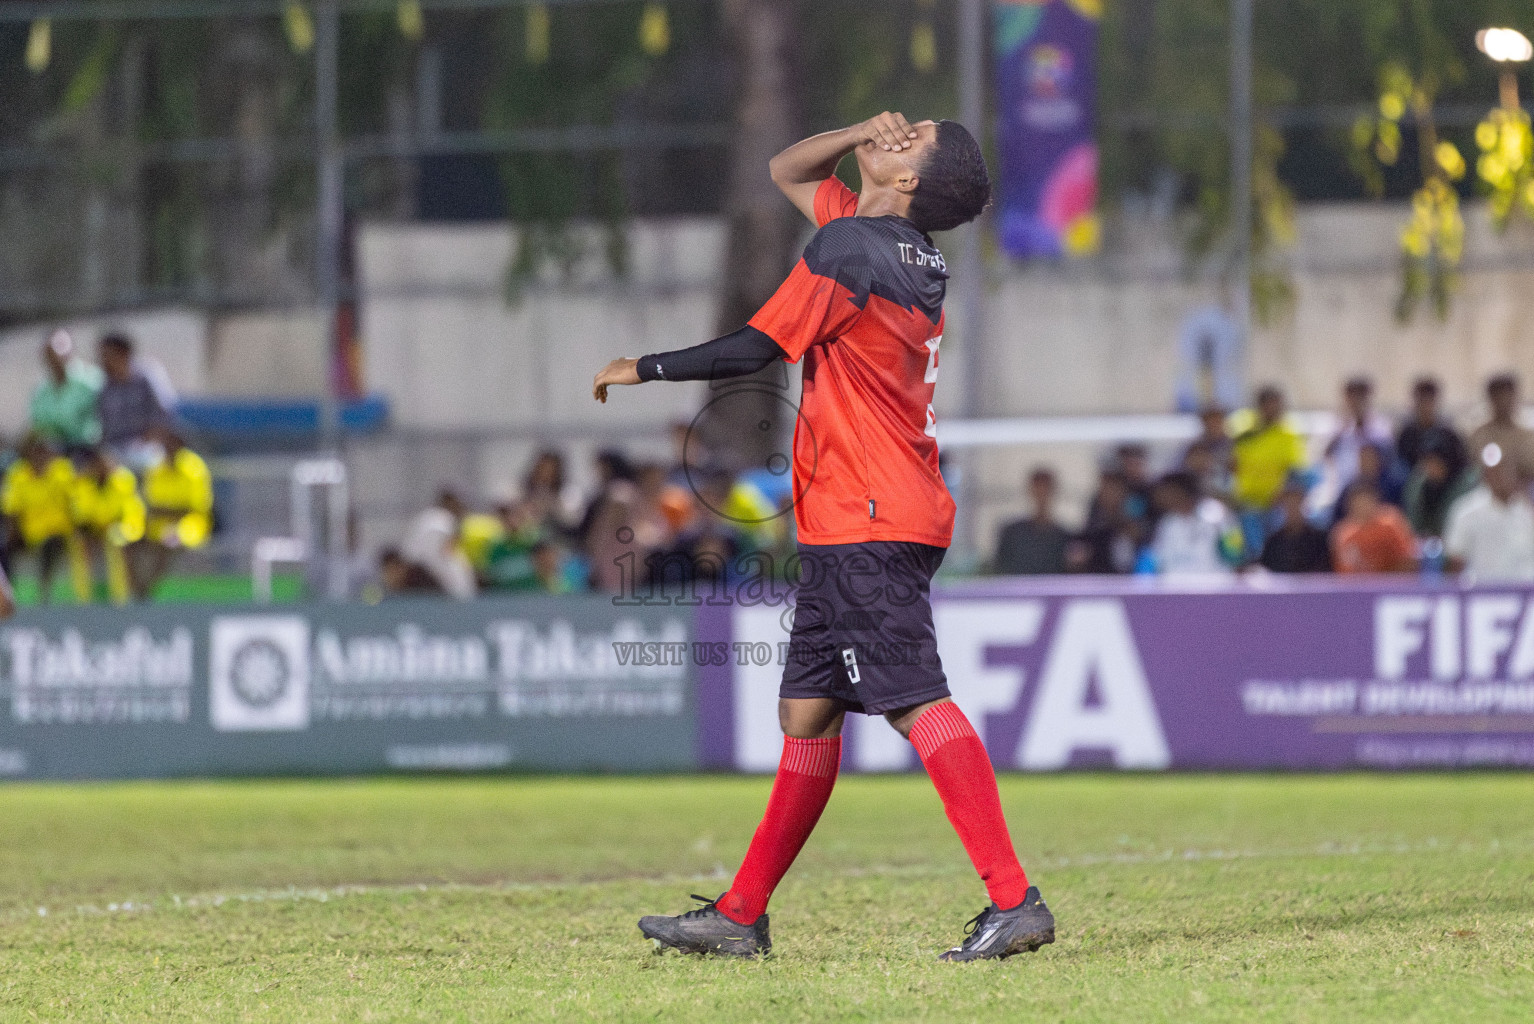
[402, 489, 476, 600]
[1, 435, 88, 603]
[1402, 442, 1477, 540]
[1331, 481, 1417, 574]
[0, 561, 13, 619]
[1325, 377, 1394, 492]
[1072, 468, 1138, 573]
[994, 467, 1070, 575]
[30, 329, 103, 456]
[1444, 449, 1534, 582]
[529, 539, 582, 595]
[1182, 407, 1233, 484]
[577, 449, 637, 548]
[1468, 374, 1534, 483]
[379, 547, 445, 597]
[1180, 439, 1231, 503]
[1175, 301, 1244, 412]
[1396, 377, 1465, 473]
[98, 333, 175, 472]
[583, 461, 640, 593]
[653, 463, 698, 539]
[1115, 443, 1156, 525]
[669, 468, 748, 583]
[631, 463, 683, 558]
[131, 429, 213, 601]
[1230, 386, 1309, 549]
[1330, 442, 1402, 523]
[1259, 480, 1331, 573]
[521, 450, 578, 537]
[738, 456, 795, 548]
[687, 531, 738, 584]
[483, 500, 542, 590]
[459, 503, 506, 577]
[1147, 471, 1240, 576]
[72, 448, 145, 605]
[717, 475, 784, 553]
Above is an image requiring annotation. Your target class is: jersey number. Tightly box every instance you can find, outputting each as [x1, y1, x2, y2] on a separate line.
[923, 336, 941, 437]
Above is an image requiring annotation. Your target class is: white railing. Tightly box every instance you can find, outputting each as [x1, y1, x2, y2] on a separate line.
[252, 458, 349, 603]
[936, 411, 1341, 448]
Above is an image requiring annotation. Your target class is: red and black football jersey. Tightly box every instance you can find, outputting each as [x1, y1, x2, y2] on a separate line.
[749, 177, 955, 548]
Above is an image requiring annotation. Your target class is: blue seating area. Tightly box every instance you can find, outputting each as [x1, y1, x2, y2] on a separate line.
[175, 395, 389, 452]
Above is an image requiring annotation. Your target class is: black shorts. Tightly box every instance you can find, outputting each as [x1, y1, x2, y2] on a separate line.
[779, 540, 950, 715]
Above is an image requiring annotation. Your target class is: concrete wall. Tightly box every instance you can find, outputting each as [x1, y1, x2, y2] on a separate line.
[353, 204, 1534, 430]
[984, 203, 1534, 418]
[206, 312, 329, 397]
[357, 220, 711, 431]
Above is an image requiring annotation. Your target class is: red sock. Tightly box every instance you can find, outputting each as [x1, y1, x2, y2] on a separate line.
[910, 702, 1031, 910]
[717, 736, 841, 925]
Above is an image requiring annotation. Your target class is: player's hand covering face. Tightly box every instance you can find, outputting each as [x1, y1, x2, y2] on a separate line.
[853, 111, 920, 152]
[855, 118, 938, 193]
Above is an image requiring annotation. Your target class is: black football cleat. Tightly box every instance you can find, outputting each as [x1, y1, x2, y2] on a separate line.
[939, 886, 1055, 962]
[638, 894, 772, 958]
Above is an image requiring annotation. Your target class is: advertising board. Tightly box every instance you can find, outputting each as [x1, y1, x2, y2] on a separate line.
[704, 579, 1534, 773]
[0, 597, 694, 778]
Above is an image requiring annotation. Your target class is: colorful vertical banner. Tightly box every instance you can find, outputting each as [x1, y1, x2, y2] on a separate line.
[994, 0, 1101, 258]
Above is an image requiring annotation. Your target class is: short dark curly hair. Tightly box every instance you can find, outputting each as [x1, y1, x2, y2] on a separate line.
[905, 120, 991, 234]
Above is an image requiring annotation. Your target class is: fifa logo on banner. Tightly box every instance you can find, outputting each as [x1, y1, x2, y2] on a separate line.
[209, 616, 311, 731]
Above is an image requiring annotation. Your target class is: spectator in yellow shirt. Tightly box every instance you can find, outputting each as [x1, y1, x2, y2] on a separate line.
[131, 429, 213, 601]
[1, 435, 89, 603]
[459, 506, 506, 580]
[73, 449, 145, 605]
[1230, 386, 1311, 552]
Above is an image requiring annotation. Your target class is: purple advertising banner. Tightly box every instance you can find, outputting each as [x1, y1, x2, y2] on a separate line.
[994, 0, 1100, 258]
[701, 578, 1534, 772]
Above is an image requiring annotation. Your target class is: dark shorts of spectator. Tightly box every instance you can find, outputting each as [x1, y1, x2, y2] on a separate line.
[779, 540, 951, 716]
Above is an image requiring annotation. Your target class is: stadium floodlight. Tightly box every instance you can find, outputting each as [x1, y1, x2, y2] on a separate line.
[1477, 27, 1534, 63]
[1478, 28, 1533, 109]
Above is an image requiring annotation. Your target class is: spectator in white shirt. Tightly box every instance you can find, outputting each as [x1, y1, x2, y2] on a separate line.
[1150, 471, 1240, 577]
[1326, 376, 1395, 493]
[1444, 447, 1534, 582]
[402, 489, 477, 599]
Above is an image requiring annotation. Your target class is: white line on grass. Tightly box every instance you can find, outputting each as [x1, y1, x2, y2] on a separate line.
[9, 836, 1523, 927]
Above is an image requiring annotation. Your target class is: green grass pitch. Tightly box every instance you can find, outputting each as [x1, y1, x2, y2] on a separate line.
[2, 773, 1532, 1022]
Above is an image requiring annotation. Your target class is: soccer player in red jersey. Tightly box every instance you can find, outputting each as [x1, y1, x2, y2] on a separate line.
[593, 112, 1053, 961]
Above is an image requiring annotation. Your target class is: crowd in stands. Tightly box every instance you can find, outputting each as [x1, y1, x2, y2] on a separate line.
[995, 374, 1534, 582]
[1, 329, 213, 603]
[14, 324, 1529, 604]
[385, 371, 1534, 598]
[378, 436, 797, 600]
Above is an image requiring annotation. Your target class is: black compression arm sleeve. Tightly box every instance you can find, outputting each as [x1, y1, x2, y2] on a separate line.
[636, 325, 787, 382]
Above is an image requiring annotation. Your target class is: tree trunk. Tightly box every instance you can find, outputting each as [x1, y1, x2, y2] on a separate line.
[702, 0, 802, 471]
